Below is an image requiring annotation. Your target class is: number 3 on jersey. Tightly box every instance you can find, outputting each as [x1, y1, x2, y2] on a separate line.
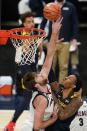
[79, 118, 84, 126]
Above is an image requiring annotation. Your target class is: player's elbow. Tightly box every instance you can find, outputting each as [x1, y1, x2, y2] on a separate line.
[34, 123, 41, 130]
[59, 111, 72, 120]
[59, 112, 67, 120]
[34, 126, 40, 131]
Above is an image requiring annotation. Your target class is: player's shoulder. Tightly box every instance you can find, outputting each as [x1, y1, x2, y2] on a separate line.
[33, 91, 48, 103]
[33, 93, 48, 108]
[71, 97, 83, 106]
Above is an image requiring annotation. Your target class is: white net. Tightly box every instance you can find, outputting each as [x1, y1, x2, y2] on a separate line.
[10, 28, 46, 65]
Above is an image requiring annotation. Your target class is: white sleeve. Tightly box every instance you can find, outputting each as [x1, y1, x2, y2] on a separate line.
[18, 0, 31, 15]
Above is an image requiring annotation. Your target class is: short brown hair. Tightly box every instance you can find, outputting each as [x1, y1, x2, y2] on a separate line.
[20, 12, 36, 24]
[23, 72, 37, 91]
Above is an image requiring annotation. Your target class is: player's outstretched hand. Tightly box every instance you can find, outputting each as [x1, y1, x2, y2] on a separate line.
[52, 17, 63, 35]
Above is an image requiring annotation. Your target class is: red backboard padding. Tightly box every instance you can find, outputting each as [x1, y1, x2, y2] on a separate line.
[0, 30, 10, 45]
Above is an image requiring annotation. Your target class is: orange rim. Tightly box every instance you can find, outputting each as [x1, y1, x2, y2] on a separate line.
[9, 27, 46, 39]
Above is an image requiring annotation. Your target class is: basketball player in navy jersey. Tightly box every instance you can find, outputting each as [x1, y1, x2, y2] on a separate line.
[3, 12, 42, 131]
[23, 70, 82, 131]
[45, 74, 82, 131]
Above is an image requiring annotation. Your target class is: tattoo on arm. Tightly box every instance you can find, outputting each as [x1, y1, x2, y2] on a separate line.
[50, 82, 60, 93]
[58, 98, 82, 120]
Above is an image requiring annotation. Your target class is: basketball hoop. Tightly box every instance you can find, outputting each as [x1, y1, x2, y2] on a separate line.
[9, 27, 46, 65]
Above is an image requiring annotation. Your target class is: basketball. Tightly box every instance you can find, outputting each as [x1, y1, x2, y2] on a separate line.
[43, 2, 61, 21]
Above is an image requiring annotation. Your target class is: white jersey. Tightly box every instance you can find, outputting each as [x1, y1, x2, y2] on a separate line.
[70, 101, 87, 131]
[21, 84, 54, 131]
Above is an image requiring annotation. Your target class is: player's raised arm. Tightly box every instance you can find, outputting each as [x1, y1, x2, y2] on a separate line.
[40, 17, 63, 80]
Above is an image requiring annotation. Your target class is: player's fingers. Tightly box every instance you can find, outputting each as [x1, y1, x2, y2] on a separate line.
[60, 17, 63, 24]
[56, 16, 63, 23]
[56, 38, 64, 44]
[58, 24, 62, 30]
[59, 17, 63, 24]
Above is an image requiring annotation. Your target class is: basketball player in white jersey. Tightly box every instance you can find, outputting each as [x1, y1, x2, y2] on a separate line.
[21, 84, 57, 131]
[21, 17, 63, 131]
[70, 100, 87, 131]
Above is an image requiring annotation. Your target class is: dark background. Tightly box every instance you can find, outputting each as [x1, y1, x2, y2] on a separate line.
[0, 0, 87, 96]
[1, 0, 87, 24]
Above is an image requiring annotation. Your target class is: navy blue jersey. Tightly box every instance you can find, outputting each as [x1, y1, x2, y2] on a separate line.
[46, 87, 77, 131]
[16, 48, 39, 94]
[47, 113, 76, 131]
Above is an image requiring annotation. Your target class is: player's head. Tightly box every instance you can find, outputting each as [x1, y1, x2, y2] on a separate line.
[35, 73, 48, 85]
[23, 72, 48, 91]
[62, 74, 82, 92]
[23, 72, 36, 91]
[20, 12, 35, 28]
